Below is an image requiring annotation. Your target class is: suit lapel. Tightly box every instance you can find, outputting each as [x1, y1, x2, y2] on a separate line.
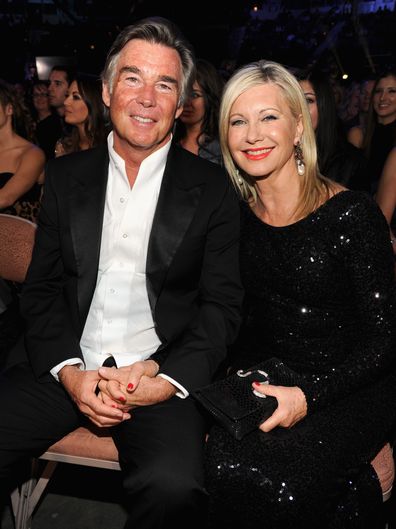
[146, 145, 204, 312]
[69, 147, 109, 324]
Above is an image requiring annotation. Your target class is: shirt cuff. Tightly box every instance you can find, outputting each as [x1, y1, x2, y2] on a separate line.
[157, 373, 189, 399]
[50, 358, 85, 381]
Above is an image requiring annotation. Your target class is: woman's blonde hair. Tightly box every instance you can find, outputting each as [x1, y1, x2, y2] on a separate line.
[219, 60, 332, 218]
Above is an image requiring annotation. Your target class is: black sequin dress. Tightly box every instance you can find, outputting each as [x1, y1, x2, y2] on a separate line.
[205, 190, 396, 529]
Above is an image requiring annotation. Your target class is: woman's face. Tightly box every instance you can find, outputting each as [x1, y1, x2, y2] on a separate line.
[179, 81, 206, 128]
[373, 75, 396, 125]
[299, 80, 318, 131]
[64, 81, 89, 126]
[227, 82, 302, 181]
[32, 84, 50, 113]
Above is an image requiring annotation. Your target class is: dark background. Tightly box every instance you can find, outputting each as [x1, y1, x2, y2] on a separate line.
[0, 1, 395, 83]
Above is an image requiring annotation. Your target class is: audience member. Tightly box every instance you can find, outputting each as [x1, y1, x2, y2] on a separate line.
[205, 60, 396, 529]
[55, 76, 107, 156]
[0, 18, 242, 529]
[296, 69, 369, 191]
[376, 146, 396, 251]
[0, 79, 45, 222]
[48, 65, 75, 118]
[175, 59, 223, 165]
[31, 80, 61, 160]
[347, 78, 375, 147]
[362, 68, 396, 194]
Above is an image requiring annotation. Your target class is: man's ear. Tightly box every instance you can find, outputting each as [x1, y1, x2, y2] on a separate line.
[5, 103, 13, 116]
[175, 104, 184, 120]
[102, 83, 111, 108]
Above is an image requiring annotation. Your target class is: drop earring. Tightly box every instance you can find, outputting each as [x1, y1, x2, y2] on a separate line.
[236, 169, 244, 185]
[294, 142, 305, 176]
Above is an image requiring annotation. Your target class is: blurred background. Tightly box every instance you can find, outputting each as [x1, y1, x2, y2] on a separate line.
[1, 0, 395, 85]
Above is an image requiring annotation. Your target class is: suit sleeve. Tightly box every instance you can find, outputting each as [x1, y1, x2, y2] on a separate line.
[153, 183, 244, 391]
[20, 163, 83, 380]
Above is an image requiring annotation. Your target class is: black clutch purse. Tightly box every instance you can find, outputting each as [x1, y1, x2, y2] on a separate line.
[193, 358, 300, 441]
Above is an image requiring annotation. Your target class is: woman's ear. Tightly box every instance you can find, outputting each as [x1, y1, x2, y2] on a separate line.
[5, 103, 13, 116]
[294, 114, 304, 145]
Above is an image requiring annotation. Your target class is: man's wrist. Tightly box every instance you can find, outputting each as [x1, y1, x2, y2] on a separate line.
[58, 364, 81, 384]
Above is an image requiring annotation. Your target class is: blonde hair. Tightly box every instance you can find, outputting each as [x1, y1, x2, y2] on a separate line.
[219, 60, 333, 219]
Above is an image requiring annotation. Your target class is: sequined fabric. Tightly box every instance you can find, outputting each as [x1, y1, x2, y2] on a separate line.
[205, 191, 396, 529]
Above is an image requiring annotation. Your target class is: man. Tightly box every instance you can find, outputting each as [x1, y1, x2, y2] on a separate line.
[46, 65, 75, 157]
[48, 65, 75, 118]
[0, 18, 242, 529]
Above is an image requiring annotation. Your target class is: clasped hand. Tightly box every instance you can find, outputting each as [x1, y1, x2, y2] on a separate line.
[97, 360, 177, 411]
[59, 360, 176, 428]
[252, 382, 307, 432]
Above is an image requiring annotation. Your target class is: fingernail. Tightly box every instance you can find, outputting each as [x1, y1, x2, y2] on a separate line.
[127, 383, 134, 390]
[119, 396, 126, 403]
[253, 381, 262, 386]
[111, 405, 117, 408]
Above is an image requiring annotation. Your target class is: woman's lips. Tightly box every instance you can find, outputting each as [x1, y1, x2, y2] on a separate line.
[243, 147, 274, 160]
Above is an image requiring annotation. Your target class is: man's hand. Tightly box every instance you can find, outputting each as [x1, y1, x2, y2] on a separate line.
[98, 360, 176, 408]
[252, 382, 307, 432]
[58, 365, 131, 427]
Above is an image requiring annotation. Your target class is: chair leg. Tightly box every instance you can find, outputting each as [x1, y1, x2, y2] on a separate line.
[12, 459, 58, 529]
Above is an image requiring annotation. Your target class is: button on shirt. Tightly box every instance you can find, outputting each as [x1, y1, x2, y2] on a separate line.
[51, 132, 187, 397]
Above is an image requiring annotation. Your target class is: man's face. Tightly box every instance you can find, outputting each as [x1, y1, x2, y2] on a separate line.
[48, 70, 69, 109]
[102, 39, 184, 160]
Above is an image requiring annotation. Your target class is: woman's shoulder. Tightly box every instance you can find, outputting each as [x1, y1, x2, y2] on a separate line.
[321, 189, 388, 235]
[323, 188, 380, 216]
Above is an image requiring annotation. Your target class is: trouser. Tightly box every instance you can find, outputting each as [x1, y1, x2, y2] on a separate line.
[0, 362, 208, 529]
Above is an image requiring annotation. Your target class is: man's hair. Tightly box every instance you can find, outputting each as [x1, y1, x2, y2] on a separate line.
[50, 65, 76, 86]
[102, 17, 195, 106]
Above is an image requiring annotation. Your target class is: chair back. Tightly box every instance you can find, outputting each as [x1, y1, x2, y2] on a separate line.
[0, 214, 36, 283]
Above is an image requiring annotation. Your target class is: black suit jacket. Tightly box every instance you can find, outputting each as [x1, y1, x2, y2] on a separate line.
[20, 144, 243, 391]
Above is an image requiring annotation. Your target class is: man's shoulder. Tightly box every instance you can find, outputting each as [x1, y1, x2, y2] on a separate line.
[169, 144, 228, 189]
[47, 145, 108, 173]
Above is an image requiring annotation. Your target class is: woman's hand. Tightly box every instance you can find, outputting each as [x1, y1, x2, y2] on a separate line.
[97, 360, 160, 409]
[252, 382, 307, 432]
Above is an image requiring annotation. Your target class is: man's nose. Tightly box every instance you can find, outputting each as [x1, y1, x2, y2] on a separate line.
[137, 85, 155, 107]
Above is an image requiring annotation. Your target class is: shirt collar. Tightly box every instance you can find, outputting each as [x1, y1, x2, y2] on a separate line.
[107, 131, 172, 184]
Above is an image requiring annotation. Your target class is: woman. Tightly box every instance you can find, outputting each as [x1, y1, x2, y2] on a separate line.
[296, 69, 369, 191]
[361, 69, 396, 194]
[205, 61, 396, 528]
[376, 146, 396, 251]
[347, 79, 375, 148]
[176, 59, 223, 165]
[0, 79, 45, 222]
[55, 75, 106, 157]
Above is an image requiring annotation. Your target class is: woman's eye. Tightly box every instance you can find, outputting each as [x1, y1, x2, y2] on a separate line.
[191, 91, 202, 99]
[230, 119, 245, 126]
[262, 114, 277, 121]
[305, 97, 315, 105]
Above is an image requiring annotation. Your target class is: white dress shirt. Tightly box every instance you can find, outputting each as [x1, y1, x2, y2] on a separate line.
[51, 132, 187, 397]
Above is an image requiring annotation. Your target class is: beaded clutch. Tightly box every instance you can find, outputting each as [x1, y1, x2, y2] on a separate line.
[193, 358, 300, 440]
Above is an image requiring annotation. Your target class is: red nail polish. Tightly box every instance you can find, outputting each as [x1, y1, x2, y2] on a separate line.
[119, 396, 126, 403]
[253, 381, 262, 386]
[127, 383, 134, 390]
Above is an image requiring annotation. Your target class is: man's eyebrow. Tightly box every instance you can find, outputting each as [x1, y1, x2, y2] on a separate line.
[119, 66, 141, 75]
[119, 66, 178, 85]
